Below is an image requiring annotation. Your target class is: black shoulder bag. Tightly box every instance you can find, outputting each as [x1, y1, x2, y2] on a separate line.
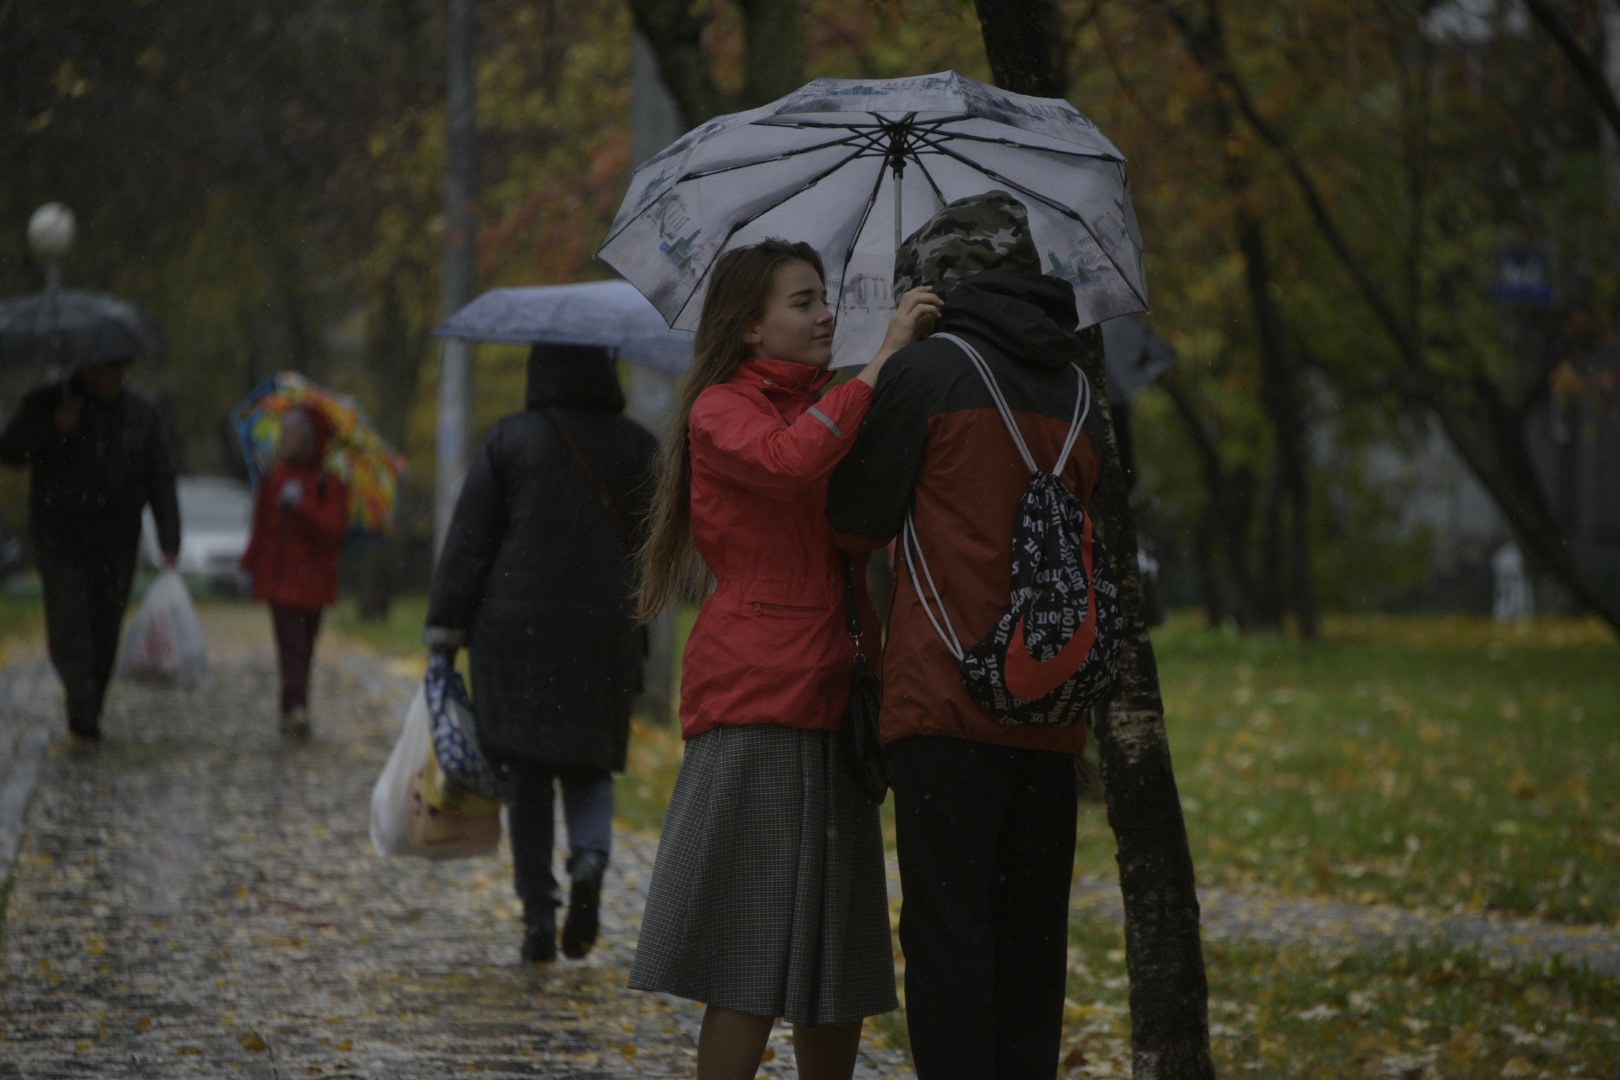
[839, 552, 889, 804]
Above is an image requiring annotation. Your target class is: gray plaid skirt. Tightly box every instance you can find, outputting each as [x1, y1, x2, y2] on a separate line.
[628, 723, 898, 1026]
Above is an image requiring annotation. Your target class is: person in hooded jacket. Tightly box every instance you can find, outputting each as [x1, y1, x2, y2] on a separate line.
[423, 344, 659, 964]
[827, 192, 1111, 1080]
[240, 404, 349, 738]
[628, 240, 941, 1080]
[0, 357, 180, 741]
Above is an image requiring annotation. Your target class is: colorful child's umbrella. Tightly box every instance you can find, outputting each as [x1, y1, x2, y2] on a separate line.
[230, 372, 407, 538]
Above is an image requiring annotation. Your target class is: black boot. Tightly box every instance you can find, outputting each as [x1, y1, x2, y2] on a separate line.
[67, 713, 101, 744]
[561, 850, 607, 959]
[521, 904, 557, 963]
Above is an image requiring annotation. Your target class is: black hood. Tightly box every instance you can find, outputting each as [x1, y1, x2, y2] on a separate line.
[932, 269, 1081, 371]
[526, 344, 626, 410]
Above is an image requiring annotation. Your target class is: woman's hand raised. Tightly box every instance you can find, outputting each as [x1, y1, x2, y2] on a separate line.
[857, 287, 944, 387]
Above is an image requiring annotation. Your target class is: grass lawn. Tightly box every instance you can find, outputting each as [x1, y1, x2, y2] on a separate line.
[1058, 910, 1620, 1077]
[1086, 614, 1620, 925]
[0, 590, 43, 660]
[326, 593, 431, 659]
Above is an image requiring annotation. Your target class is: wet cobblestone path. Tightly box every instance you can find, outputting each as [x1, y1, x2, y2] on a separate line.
[0, 608, 913, 1080]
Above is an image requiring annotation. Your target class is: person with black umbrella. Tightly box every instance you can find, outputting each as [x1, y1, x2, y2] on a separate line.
[0, 356, 180, 741]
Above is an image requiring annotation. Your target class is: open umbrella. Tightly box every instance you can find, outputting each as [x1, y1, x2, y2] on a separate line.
[0, 288, 162, 369]
[599, 70, 1147, 367]
[1100, 315, 1178, 403]
[230, 373, 407, 538]
[433, 280, 694, 373]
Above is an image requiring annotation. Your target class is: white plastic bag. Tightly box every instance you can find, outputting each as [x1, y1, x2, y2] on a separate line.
[370, 684, 501, 860]
[116, 568, 209, 688]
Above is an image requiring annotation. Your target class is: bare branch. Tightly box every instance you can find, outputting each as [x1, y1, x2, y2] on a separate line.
[1522, 0, 1620, 145]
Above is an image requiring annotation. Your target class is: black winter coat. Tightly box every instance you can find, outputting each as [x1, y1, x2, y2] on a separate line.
[425, 345, 659, 773]
[0, 376, 180, 562]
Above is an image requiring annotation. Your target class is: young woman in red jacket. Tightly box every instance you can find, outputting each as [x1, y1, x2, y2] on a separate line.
[240, 405, 348, 738]
[628, 240, 940, 1080]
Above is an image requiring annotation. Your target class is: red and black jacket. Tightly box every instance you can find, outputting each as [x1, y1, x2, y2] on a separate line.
[828, 268, 1107, 754]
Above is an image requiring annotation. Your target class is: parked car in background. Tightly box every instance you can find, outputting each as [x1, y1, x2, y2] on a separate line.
[142, 476, 254, 596]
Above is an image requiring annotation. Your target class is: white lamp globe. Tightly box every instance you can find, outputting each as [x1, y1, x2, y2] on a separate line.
[27, 203, 76, 259]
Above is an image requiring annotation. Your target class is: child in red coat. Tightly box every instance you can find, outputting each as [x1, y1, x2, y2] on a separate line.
[240, 405, 348, 737]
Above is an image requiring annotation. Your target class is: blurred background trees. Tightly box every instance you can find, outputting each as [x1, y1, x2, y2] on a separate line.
[2, 0, 1616, 633]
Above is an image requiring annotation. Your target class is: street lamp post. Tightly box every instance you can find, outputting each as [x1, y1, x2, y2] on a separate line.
[27, 203, 75, 296]
[434, 0, 479, 560]
[26, 203, 76, 373]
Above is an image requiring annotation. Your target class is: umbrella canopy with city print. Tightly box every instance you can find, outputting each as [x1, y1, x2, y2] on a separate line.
[599, 70, 1147, 367]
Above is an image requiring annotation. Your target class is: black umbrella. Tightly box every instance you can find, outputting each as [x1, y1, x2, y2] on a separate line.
[0, 288, 162, 370]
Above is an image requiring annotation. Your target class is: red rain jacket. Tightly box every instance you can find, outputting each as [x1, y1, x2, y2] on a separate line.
[679, 356, 881, 740]
[241, 411, 349, 611]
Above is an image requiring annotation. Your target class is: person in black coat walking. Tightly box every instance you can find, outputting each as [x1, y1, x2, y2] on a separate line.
[425, 343, 658, 963]
[0, 358, 180, 740]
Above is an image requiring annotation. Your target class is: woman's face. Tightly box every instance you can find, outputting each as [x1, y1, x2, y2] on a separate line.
[743, 258, 835, 369]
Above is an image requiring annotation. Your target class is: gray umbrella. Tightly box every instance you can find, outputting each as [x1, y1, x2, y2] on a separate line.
[599, 70, 1146, 369]
[433, 280, 694, 374]
[0, 288, 162, 370]
[1100, 314, 1177, 402]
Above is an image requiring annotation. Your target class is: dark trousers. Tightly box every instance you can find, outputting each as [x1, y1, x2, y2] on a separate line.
[270, 606, 322, 713]
[506, 759, 614, 916]
[39, 544, 138, 733]
[889, 735, 1078, 1080]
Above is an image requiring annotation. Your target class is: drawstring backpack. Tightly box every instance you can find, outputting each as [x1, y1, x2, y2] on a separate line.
[902, 332, 1123, 727]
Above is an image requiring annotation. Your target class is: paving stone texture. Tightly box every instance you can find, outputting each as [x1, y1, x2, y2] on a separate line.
[0, 608, 913, 1079]
[4, 605, 1617, 1079]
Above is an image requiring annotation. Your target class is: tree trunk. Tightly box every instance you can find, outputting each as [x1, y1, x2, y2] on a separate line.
[1424, 371, 1620, 628]
[1522, 0, 1620, 145]
[1159, 370, 1265, 629]
[625, 0, 731, 127]
[971, 0, 1067, 97]
[738, 0, 803, 105]
[356, 271, 423, 623]
[1219, 113, 1318, 638]
[1079, 327, 1216, 1079]
[435, 0, 479, 559]
[628, 0, 806, 129]
[1166, 0, 1620, 636]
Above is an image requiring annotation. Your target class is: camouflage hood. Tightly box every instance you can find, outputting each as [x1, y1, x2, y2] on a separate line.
[891, 189, 1041, 302]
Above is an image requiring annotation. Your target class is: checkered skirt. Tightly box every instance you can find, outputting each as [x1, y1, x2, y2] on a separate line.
[628, 723, 898, 1026]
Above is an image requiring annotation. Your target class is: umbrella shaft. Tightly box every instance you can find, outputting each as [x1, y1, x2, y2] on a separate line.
[893, 169, 902, 254]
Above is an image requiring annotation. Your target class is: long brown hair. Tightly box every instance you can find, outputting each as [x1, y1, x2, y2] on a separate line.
[635, 239, 826, 621]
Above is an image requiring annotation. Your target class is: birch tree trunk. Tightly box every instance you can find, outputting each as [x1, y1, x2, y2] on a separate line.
[1077, 326, 1217, 1080]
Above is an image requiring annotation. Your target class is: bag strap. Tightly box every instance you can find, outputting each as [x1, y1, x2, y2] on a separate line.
[541, 406, 634, 550]
[839, 552, 868, 665]
[901, 333, 1092, 660]
[931, 332, 1090, 477]
[902, 509, 966, 661]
